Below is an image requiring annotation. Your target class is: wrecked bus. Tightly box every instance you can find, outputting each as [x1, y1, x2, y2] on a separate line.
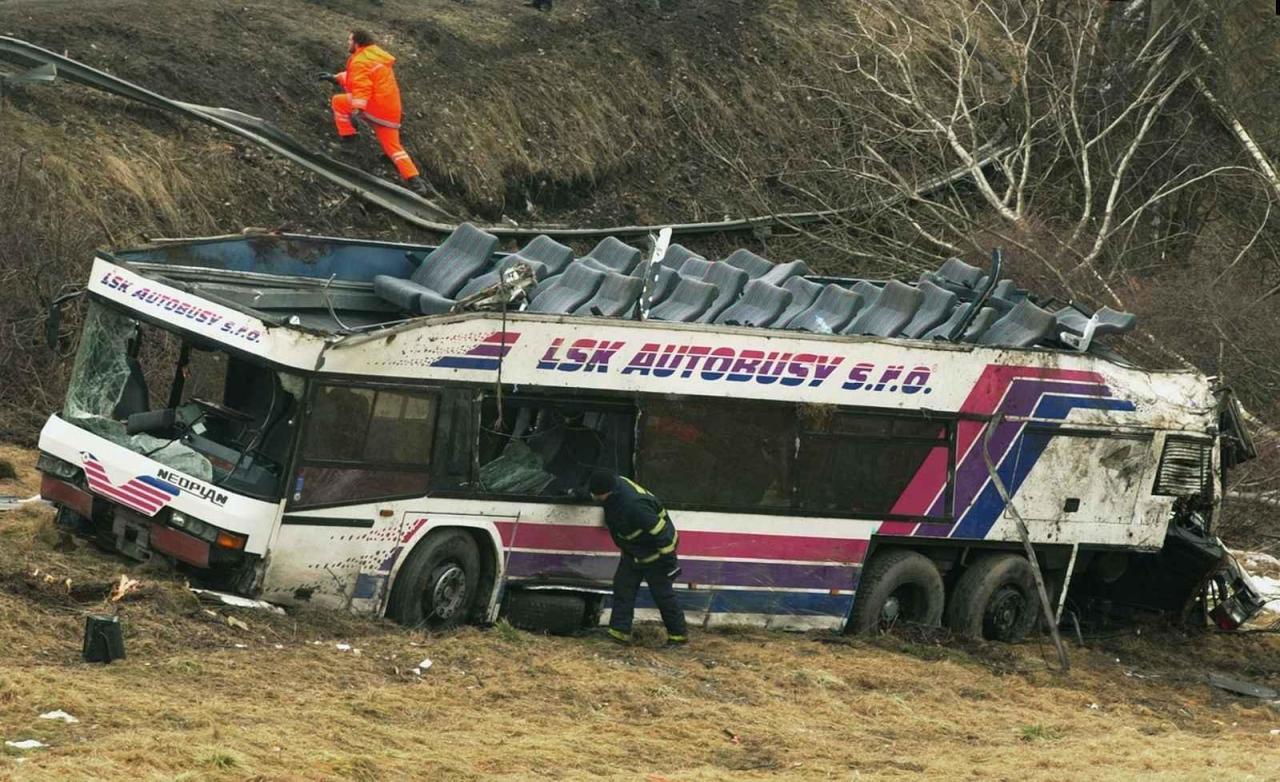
[36, 230, 1264, 639]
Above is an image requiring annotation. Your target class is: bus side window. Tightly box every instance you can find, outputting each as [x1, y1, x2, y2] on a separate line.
[795, 411, 950, 517]
[475, 396, 634, 496]
[429, 389, 475, 491]
[291, 385, 439, 508]
[637, 398, 794, 511]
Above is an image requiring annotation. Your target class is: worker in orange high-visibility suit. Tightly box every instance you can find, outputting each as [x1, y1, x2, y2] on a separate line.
[320, 29, 433, 198]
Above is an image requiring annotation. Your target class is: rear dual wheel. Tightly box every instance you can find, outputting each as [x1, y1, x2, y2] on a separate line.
[849, 549, 946, 634]
[946, 553, 1039, 643]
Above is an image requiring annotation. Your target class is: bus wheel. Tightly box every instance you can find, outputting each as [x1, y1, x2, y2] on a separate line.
[388, 530, 481, 631]
[849, 549, 945, 634]
[947, 553, 1038, 642]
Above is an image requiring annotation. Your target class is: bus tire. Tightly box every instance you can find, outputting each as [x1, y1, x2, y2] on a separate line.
[946, 553, 1039, 643]
[504, 591, 590, 636]
[387, 530, 481, 631]
[849, 549, 945, 634]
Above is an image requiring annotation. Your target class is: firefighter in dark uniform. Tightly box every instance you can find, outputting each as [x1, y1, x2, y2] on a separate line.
[588, 470, 688, 646]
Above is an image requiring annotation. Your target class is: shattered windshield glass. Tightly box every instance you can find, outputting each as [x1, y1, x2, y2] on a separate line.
[62, 302, 302, 500]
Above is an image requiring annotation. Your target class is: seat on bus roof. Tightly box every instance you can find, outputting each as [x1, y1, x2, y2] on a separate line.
[1055, 305, 1136, 337]
[661, 244, 704, 269]
[976, 299, 1057, 348]
[678, 256, 714, 278]
[722, 248, 775, 279]
[636, 264, 680, 311]
[959, 306, 998, 342]
[714, 280, 794, 327]
[582, 236, 642, 274]
[575, 272, 644, 317]
[842, 280, 923, 337]
[527, 261, 607, 314]
[759, 259, 811, 287]
[900, 279, 959, 339]
[774, 277, 823, 327]
[934, 256, 984, 289]
[786, 284, 864, 334]
[696, 263, 750, 322]
[517, 234, 575, 276]
[373, 222, 499, 311]
[922, 301, 972, 340]
[648, 277, 718, 322]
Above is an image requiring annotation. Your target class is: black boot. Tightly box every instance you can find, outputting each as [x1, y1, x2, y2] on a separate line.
[407, 176, 434, 198]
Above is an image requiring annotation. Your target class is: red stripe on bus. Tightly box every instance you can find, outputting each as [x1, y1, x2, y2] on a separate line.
[493, 521, 868, 563]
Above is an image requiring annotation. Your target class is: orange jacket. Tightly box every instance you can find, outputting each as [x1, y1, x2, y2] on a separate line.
[336, 45, 404, 126]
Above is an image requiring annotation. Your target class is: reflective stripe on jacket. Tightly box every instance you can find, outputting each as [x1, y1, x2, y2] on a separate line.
[335, 44, 404, 126]
[602, 477, 678, 564]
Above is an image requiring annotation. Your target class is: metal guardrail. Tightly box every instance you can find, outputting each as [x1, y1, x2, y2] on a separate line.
[0, 36, 1012, 241]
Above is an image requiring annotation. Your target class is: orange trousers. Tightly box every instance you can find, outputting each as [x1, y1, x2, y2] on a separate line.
[331, 93, 420, 180]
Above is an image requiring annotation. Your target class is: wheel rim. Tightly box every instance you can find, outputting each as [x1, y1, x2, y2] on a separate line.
[982, 585, 1028, 640]
[426, 563, 468, 621]
[880, 585, 925, 627]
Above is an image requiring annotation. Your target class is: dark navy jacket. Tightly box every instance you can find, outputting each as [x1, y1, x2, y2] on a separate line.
[601, 477, 679, 563]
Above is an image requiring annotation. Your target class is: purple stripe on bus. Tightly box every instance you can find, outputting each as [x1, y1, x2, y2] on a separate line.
[468, 344, 510, 358]
[505, 551, 857, 592]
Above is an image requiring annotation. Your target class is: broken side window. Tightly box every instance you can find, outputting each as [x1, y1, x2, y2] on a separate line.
[637, 397, 794, 511]
[292, 384, 438, 508]
[476, 396, 634, 496]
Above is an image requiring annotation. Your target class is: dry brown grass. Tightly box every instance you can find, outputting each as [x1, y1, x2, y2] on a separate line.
[2, 494, 1278, 780]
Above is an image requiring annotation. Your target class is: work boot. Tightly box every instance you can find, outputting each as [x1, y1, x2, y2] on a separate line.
[406, 176, 438, 199]
[664, 633, 689, 649]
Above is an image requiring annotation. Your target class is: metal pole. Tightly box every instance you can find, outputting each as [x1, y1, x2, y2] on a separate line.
[980, 413, 1070, 672]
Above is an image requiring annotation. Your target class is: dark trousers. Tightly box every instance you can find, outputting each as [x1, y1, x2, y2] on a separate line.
[609, 553, 687, 636]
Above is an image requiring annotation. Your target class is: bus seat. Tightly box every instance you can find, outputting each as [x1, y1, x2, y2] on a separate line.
[922, 301, 973, 340]
[517, 234, 575, 276]
[935, 256, 984, 289]
[373, 222, 498, 310]
[678, 256, 714, 278]
[696, 263, 750, 322]
[774, 277, 823, 327]
[961, 306, 999, 342]
[661, 244, 704, 270]
[574, 272, 644, 317]
[527, 262, 607, 314]
[636, 264, 680, 310]
[759, 260, 811, 287]
[582, 236, 642, 275]
[1056, 305, 1136, 337]
[842, 280, 923, 337]
[722, 248, 775, 279]
[785, 284, 864, 334]
[977, 299, 1057, 348]
[648, 277, 718, 322]
[900, 279, 959, 339]
[714, 280, 794, 327]
[455, 257, 550, 299]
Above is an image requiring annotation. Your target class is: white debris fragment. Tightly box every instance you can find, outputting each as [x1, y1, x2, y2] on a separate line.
[38, 710, 79, 723]
[411, 657, 433, 676]
[336, 643, 352, 652]
[1088, 703, 1099, 710]
[234, 643, 248, 649]
[1271, 729, 1280, 736]
[273, 644, 284, 650]
[226, 616, 250, 631]
[190, 588, 286, 614]
[353, 648, 362, 656]
[5, 739, 48, 750]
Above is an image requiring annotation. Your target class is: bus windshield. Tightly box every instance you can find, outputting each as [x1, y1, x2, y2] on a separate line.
[62, 302, 303, 500]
